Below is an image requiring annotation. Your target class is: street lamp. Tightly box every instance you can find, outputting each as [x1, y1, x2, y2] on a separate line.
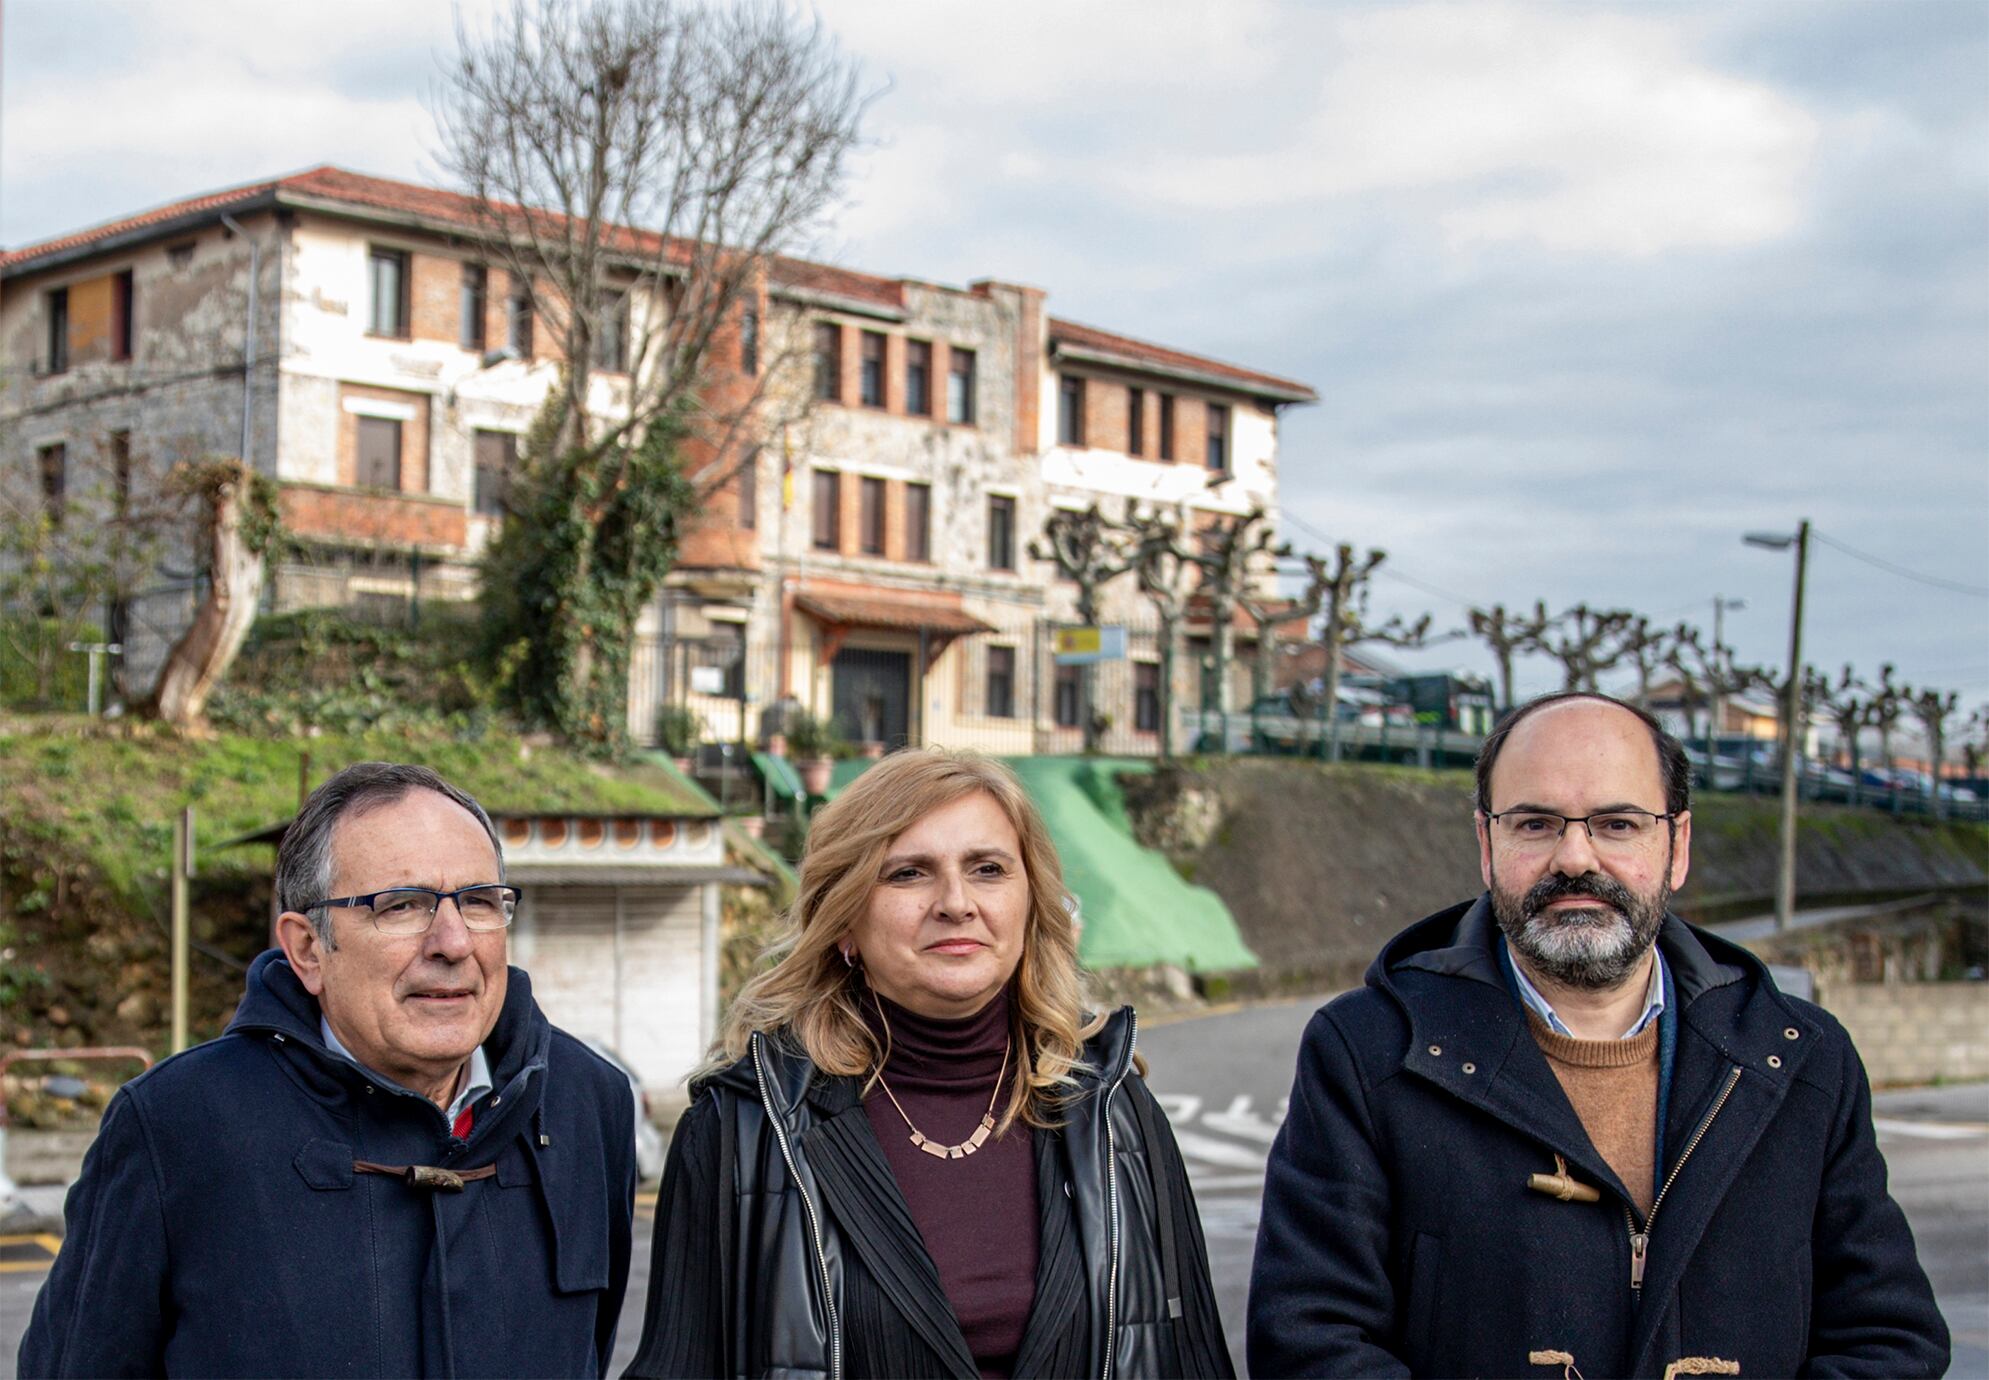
[1743, 520, 1811, 931]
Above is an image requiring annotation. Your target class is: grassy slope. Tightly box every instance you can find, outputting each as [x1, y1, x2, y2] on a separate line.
[0, 725, 717, 1055]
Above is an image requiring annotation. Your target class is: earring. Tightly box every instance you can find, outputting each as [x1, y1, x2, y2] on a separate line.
[839, 942, 860, 968]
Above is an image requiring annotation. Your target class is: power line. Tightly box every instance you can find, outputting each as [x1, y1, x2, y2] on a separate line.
[1815, 532, 1989, 598]
[1274, 506, 1476, 607]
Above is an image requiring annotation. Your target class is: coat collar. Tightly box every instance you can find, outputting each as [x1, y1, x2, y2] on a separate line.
[1371, 895, 1829, 1368]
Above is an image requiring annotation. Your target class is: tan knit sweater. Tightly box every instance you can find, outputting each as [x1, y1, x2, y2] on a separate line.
[1527, 1009, 1660, 1217]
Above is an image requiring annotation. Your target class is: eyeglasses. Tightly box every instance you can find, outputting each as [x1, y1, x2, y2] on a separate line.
[305, 885, 521, 935]
[1485, 810, 1677, 852]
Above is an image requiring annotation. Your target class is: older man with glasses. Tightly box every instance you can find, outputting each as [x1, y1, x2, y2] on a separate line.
[19, 762, 636, 1378]
[1249, 691, 1947, 1379]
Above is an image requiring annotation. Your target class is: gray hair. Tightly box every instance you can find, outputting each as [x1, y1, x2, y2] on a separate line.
[277, 762, 504, 947]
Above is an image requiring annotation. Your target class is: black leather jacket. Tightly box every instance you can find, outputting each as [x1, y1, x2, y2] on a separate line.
[628, 1006, 1232, 1380]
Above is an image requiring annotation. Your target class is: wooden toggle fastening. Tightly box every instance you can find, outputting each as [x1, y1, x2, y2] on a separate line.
[1527, 1153, 1600, 1204]
[353, 1159, 498, 1193]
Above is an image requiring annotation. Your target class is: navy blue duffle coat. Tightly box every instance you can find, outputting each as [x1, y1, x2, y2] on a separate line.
[1248, 898, 1948, 1379]
[18, 950, 636, 1378]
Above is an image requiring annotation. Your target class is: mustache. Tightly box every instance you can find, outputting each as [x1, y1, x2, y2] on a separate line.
[1522, 871, 1639, 919]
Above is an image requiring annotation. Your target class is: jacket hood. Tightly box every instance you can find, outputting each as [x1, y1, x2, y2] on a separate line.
[1369, 893, 1764, 1012]
[227, 947, 552, 1092]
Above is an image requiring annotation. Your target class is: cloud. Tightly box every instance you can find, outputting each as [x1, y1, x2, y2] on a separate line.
[1127, 3, 1821, 258]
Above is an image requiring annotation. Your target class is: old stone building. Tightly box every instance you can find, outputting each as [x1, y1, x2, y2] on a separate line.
[2, 166, 1317, 750]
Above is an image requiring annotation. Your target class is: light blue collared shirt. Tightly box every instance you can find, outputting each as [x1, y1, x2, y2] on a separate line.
[320, 1016, 493, 1128]
[1511, 949, 1669, 1040]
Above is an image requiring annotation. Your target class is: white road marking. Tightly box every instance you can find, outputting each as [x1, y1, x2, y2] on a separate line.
[1202, 1095, 1283, 1145]
[1873, 1118, 1989, 1140]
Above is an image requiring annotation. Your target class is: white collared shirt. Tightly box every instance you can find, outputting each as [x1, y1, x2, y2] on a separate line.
[319, 1016, 494, 1128]
[1512, 948, 1669, 1040]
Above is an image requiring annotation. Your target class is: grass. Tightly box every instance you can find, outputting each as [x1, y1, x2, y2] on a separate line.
[0, 725, 717, 911]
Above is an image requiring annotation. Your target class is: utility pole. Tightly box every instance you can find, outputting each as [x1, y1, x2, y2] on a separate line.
[1745, 521, 1810, 932]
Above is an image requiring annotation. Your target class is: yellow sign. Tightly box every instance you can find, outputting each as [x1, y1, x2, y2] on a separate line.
[1053, 627, 1103, 657]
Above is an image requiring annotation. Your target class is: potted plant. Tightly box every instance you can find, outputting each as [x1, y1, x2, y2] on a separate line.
[656, 705, 703, 773]
[783, 708, 845, 795]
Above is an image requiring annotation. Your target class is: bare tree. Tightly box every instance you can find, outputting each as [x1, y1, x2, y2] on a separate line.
[140, 460, 282, 730]
[1535, 604, 1637, 692]
[1961, 705, 1988, 783]
[1169, 506, 1282, 750]
[1030, 504, 1136, 754]
[1467, 601, 1550, 713]
[1299, 544, 1438, 756]
[1125, 503, 1194, 760]
[1235, 560, 1320, 712]
[1906, 685, 1962, 818]
[434, 0, 867, 749]
[439, 0, 863, 455]
[1867, 663, 1906, 777]
[1618, 617, 1672, 707]
[1816, 666, 1876, 802]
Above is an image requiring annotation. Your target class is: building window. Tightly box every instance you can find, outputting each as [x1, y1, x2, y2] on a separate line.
[812, 469, 841, 550]
[1158, 392, 1176, 461]
[1058, 375, 1085, 446]
[986, 645, 1016, 718]
[112, 271, 135, 362]
[1128, 387, 1144, 457]
[737, 450, 758, 529]
[905, 340, 931, 416]
[357, 416, 403, 490]
[905, 481, 931, 563]
[741, 308, 759, 376]
[1206, 402, 1230, 472]
[473, 429, 515, 516]
[594, 294, 629, 373]
[948, 347, 977, 424]
[109, 430, 132, 516]
[368, 248, 409, 338]
[987, 494, 1015, 571]
[507, 282, 534, 356]
[1054, 663, 1081, 728]
[814, 322, 842, 402]
[859, 330, 885, 408]
[46, 288, 69, 374]
[37, 443, 66, 521]
[1134, 661, 1161, 732]
[460, 265, 487, 351]
[859, 476, 886, 555]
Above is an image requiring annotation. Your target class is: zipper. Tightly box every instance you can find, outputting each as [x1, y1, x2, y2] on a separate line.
[1625, 1065, 1742, 1295]
[752, 1034, 841, 1380]
[1099, 1010, 1139, 1380]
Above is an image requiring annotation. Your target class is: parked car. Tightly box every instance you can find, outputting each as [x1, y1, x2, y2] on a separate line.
[579, 1038, 667, 1182]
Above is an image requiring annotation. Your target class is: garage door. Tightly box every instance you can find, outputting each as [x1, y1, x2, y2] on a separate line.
[516, 885, 705, 1094]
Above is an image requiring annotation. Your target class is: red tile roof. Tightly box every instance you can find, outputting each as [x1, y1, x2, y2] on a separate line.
[5, 167, 1312, 401]
[795, 581, 994, 635]
[1048, 317, 1317, 402]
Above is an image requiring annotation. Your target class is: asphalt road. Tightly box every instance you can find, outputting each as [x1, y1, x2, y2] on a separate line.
[5, 998, 1983, 1377]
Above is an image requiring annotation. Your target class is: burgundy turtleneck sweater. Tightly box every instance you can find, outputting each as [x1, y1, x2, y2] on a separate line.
[860, 987, 1040, 1378]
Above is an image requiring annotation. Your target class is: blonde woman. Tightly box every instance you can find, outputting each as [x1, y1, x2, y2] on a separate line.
[625, 749, 1231, 1379]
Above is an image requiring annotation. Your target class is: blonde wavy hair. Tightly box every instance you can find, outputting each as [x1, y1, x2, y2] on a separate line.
[703, 748, 1102, 1131]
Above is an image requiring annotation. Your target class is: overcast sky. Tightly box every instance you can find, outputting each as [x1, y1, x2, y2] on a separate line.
[5, 0, 1985, 715]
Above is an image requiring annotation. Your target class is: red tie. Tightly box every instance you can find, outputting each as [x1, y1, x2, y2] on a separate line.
[452, 1104, 474, 1139]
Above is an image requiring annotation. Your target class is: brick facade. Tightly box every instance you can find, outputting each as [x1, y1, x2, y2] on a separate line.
[281, 482, 468, 548]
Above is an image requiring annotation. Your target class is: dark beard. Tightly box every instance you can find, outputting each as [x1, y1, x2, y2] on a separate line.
[1489, 863, 1669, 992]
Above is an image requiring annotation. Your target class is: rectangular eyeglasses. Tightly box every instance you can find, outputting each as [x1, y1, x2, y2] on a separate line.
[1485, 810, 1677, 852]
[305, 884, 521, 935]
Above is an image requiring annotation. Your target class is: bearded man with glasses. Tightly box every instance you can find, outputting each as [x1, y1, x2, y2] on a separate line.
[1249, 691, 1947, 1379]
[20, 762, 636, 1378]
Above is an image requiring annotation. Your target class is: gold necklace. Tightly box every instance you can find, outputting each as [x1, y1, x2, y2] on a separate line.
[871, 996, 1012, 1160]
